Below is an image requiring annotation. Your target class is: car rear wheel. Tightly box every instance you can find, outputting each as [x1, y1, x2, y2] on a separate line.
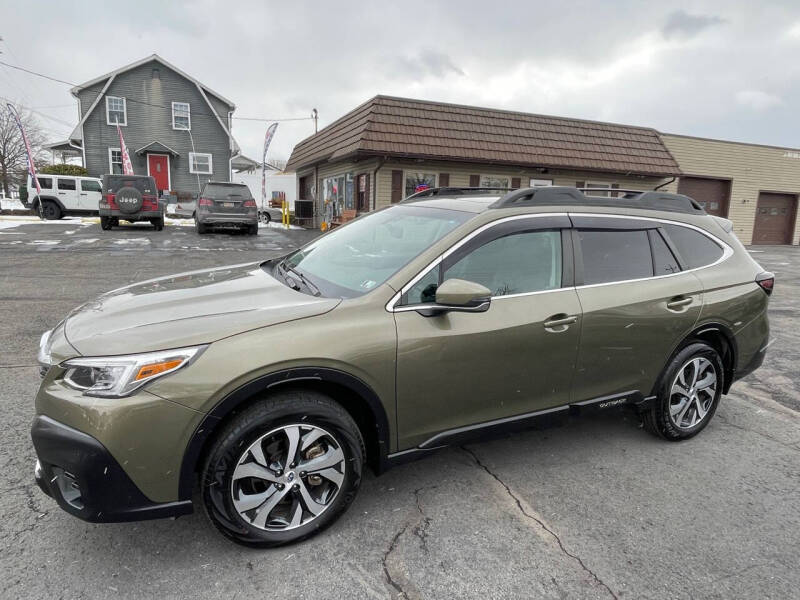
[201, 390, 364, 547]
[100, 216, 113, 230]
[195, 218, 207, 235]
[41, 200, 62, 220]
[151, 217, 165, 231]
[644, 342, 723, 440]
[247, 224, 258, 236]
[260, 211, 271, 224]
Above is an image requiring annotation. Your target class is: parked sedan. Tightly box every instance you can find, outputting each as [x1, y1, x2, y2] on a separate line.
[195, 182, 258, 235]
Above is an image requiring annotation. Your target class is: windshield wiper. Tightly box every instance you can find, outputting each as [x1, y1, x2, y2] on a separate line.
[278, 260, 321, 296]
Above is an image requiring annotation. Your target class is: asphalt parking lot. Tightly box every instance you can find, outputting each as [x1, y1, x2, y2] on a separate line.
[1, 218, 798, 599]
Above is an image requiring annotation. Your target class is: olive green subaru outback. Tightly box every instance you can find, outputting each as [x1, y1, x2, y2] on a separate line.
[33, 186, 773, 547]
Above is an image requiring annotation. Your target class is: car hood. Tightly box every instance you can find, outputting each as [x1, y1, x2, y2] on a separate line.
[63, 262, 340, 356]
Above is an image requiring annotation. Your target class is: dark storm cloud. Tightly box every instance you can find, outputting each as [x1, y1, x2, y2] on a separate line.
[389, 50, 465, 81]
[661, 9, 726, 39]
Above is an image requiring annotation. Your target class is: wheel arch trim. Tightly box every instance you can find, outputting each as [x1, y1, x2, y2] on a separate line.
[177, 367, 392, 501]
[656, 322, 738, 396]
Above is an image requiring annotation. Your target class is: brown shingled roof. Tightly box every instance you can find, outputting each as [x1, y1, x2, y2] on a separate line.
[286, 96, 680, 177]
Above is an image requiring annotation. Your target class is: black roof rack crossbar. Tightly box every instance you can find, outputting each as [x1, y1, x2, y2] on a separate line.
[402, 186, 510, 201]
[489, 186, 705, 214]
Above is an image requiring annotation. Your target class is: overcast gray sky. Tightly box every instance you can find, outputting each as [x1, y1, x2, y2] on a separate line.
[1, 0, 799, 163]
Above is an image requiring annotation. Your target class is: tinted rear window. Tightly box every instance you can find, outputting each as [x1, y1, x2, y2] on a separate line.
[579, 229, 653, 285]
[33, 176, 52, 189]
[203, 184, 252, 200]
[57, 178, 76, 191]
[661, 224, 724, 269]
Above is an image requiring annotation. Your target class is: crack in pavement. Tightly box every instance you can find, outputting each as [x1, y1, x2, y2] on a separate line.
[381, 486, 436, 599]
[461, 446, 619, 600]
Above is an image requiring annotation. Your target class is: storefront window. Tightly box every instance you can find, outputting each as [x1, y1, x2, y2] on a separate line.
[480, 175, 510, 189]
[322, 173, 355, 219]
[405, 172, 436, 197]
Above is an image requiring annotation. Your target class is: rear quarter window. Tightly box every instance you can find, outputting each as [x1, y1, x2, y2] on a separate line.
[661, 224, 724, 269]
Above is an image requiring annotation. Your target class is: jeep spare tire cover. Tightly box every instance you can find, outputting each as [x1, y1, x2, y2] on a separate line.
[116, 186, 143, 213]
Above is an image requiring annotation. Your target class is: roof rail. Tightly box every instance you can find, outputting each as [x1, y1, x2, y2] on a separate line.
[402, 186, 509, 201]
[489, 186, 705, 214]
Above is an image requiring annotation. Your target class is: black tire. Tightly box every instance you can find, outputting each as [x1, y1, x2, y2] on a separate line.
[100, 216, 113, 230]
[195, 219, 207, 234]
[248, 224, 258, 236]
[644, 341, 723, 441]
[151, 217, 165, 231]
[41, 200, 62, 220]
[201, 390, 365, 548]
[261, 211, 271, 224]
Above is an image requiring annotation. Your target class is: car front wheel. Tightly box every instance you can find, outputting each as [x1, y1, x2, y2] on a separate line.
[644, 342, 723, 440]
[41, 200, 62, 220]
[201, 391, 364, 547]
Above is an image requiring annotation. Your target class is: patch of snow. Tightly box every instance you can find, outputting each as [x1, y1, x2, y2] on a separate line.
[0, 198, 26, 210]
[28, 240, 60, 245]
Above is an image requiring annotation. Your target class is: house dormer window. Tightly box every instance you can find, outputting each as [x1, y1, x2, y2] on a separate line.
[172, 102, 191, 130]
[106, 96, 127, 126]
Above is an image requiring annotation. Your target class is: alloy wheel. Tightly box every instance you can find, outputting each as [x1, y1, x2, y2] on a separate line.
[230, 424, 346, 531]
[669, 357, 717, 429]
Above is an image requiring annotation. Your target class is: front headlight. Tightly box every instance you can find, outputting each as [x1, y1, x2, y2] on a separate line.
[37, 330, 53, 366]
[61, 346, 206, 398]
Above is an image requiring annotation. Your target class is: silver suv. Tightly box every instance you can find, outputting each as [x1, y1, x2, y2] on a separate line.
[195, 182, 258, 235]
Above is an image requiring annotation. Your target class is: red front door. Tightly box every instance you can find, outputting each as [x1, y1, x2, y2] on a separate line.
[148, 154, 170, 191]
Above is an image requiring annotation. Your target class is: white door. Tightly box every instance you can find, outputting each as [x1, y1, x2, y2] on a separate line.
[56, 178, 80, 211]
[78, 178, 103, 212]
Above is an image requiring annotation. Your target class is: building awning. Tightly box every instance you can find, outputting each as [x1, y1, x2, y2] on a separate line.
[135, 141, 180, 157]
[231, 154, 261, 172]
[44, 140, 82, 155]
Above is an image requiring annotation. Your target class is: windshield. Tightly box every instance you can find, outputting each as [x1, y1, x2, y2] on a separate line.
[281, 205, 472, 298]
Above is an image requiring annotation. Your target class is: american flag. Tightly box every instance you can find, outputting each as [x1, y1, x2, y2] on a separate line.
[116, 124, 134, 175]
[6, 103, 41, 195]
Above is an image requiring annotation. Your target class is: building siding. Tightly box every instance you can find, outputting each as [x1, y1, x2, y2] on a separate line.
[79, 59, 233, 194]
[661, 134, 800, 245]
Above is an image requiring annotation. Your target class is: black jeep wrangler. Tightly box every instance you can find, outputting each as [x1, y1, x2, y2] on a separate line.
[100, 175, 165, 231]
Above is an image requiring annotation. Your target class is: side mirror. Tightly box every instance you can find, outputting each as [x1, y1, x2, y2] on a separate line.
[417, 278, 492, 317]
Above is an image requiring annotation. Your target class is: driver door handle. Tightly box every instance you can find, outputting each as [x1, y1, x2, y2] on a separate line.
[544, 314, 578, 331]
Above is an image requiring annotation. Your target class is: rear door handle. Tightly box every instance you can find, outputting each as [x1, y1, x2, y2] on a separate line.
[544, 314, 578, 331]
[666, 296, 693, 311]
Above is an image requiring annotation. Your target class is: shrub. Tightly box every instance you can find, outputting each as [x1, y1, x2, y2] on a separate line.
[39, 164, 89, 176]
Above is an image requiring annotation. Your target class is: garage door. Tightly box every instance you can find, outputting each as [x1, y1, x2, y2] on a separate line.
[678, 177, 731, 217]
[752, 192, 797, 245]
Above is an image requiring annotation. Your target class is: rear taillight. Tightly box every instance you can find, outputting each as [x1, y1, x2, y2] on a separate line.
[198, 198, 213, 206]
[243, 199, 256, 207]
[756, 272, 775, 295]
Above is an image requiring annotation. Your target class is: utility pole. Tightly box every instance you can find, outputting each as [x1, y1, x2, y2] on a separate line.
[312, 108, 318, 134]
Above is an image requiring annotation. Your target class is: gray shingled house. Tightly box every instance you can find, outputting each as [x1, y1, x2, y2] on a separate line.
[285, 96, 682, 226]
[49, 54, 247, 196]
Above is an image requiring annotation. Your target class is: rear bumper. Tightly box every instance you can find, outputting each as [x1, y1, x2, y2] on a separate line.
[733, 338, 770, 382]
[31, 415, 192, 523]
[99, 209, 162, 219]
[198, 214, 257, 226]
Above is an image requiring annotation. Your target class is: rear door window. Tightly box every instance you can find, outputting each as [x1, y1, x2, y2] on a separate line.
[660, 224, 724, 269]
[57, 178, 76, 191]
[579, 229, 653, 285]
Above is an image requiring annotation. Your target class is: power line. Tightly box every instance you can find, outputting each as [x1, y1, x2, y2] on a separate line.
[0, 59, 314, 124]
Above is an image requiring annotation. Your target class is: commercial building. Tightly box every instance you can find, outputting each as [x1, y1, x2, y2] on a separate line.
[285, 96, 680, 225]
[286, 95, 799, 244]
[661, 135, 800, 245]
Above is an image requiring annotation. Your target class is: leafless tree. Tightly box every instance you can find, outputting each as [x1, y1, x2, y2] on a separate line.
[0, 104, 46, 196]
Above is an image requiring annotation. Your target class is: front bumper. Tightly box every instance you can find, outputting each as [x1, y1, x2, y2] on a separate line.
[31, 415, 192, 523]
